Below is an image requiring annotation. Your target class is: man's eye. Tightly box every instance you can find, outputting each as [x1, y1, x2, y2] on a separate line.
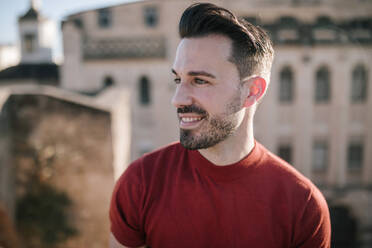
[174, 78, 181, 84]
[194, 78, 208, 85]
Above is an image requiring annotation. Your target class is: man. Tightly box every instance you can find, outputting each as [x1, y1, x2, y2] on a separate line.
[110, 3, 331, 248]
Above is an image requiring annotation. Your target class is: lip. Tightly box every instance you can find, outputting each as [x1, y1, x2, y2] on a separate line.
[178, 114, 205, 129]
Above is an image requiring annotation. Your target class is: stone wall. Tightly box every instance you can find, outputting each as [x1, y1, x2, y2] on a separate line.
[4, 94, 115, 247]
[0, 96, 15, 219]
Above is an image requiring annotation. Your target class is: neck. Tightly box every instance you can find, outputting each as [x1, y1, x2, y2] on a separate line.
[198, 116, 255, 166]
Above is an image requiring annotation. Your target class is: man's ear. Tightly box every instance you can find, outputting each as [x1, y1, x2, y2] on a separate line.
[243, 77, 267, 107]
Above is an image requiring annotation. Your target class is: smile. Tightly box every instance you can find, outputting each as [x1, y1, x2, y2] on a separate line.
[179, 115, 206, 129]
[181, 117, 203, 123]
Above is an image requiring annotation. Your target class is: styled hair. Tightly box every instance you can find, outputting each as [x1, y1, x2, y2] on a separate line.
[179, 3, 274, 82]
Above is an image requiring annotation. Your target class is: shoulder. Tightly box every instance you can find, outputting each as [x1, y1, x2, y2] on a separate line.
[257, 143, 331, 245]
[256, 142, 327, 206]
[257, 143, 312, 188]
[112, 142, 185, 202]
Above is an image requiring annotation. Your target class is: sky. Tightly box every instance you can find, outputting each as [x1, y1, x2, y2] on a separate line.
[0, 0, 135, 62]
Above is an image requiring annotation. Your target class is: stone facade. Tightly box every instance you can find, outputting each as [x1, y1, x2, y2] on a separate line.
[0, 92, 119, 247]
[60, 0, 372, 246]
[0, 92, 15, 220]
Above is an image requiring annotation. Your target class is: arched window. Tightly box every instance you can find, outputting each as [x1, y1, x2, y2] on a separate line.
[315, 66, 331, 103]
[279, 66, 294, 103]
[97, 8, 112, 28]
[143, 6, 158, 27]
[24, 33, 35, 53]
[351, 65, 367, 103]
[139, 76, 151, 105]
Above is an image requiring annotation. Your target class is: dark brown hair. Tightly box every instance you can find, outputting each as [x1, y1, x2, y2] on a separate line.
[179, 3, 274, 81]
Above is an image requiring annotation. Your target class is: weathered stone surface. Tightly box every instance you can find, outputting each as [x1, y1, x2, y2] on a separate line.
[3, 94, 115, 248]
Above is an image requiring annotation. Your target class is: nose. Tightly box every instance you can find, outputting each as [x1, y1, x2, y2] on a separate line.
[171, 82, 193, 108]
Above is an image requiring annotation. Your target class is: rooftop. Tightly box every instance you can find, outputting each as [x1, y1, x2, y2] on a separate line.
[19, 6, 39, 21]
[0, 63, 59, 83]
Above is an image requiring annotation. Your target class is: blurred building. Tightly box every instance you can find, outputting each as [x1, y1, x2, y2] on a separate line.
[61, 0, 372, 247]
[0, 0, 58, 86]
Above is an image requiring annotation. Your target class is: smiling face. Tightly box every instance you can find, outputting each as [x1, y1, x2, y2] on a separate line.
[171, 34, 246, 150]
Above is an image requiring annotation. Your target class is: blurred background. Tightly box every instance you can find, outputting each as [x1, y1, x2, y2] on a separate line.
[0, 0, 371, 247]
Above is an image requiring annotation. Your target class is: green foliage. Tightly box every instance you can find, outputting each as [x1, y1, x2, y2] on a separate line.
[16, 181, 77, 248]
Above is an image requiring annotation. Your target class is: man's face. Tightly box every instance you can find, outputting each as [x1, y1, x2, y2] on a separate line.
[171, 34, 245, 150]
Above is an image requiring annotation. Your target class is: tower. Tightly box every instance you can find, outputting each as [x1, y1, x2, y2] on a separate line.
[18, 0, 55, 64]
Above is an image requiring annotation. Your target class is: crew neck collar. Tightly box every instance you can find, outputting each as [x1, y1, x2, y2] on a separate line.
[188, 140, 264, 182]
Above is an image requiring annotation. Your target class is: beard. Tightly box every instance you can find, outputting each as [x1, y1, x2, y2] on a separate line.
[178, 92, 242, 150]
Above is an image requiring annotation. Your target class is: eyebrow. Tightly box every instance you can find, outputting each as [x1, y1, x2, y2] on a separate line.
[171, 69, 216, 79]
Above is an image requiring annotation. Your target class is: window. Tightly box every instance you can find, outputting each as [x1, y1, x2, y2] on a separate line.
[98, 8, 112, 28]
[347, 142, 364, 170]
[315, 66, 331, 103]
[277, 29, 298, 42]
[24, 34, 35, 53]
[312, 141, 328, 171]
[349, 19, 371, 41]
[139, 76, 151, 105]
[144, 6, 158, 27]
[351, 65, 368, 103]
[277, 17, 299, 43]
[279, 66, 294, 103]
[278, 144, 292, 164]
[103, 76, 114, 88]
[73, 18, 83, 29]
[312, 16, 338, 44]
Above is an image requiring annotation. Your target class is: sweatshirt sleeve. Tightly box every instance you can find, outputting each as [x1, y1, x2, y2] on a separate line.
[109, 159, 146, 247]
[293, 186, 331, 248]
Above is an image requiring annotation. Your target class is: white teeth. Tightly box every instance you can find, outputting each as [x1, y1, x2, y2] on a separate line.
[182, 117, 202, 123]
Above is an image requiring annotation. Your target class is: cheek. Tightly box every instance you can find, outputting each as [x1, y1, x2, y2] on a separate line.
[205, 92, 236, 114]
